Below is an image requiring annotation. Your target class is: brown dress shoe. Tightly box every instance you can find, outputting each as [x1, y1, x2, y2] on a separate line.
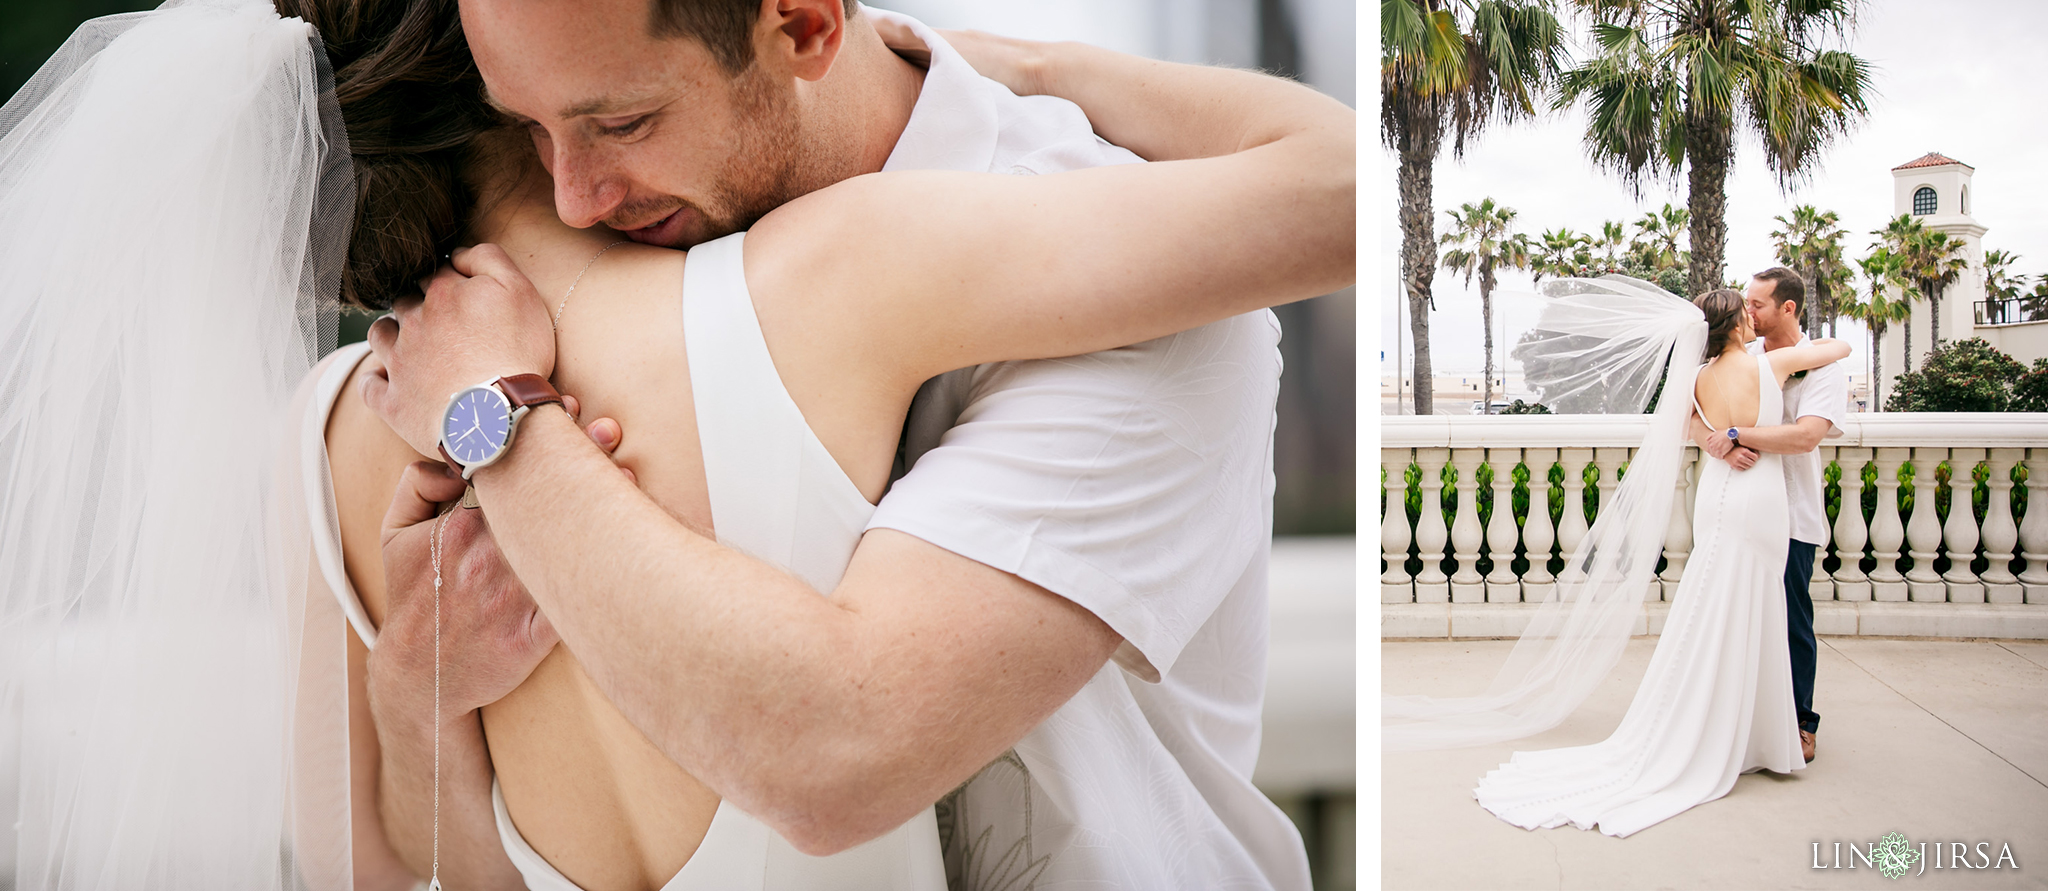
[1800, 730, 1816, 763]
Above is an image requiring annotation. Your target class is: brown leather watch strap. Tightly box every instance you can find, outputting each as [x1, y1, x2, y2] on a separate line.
[496, 373, 563, 411]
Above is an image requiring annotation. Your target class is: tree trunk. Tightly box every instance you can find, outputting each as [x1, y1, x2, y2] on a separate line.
[1903, 307, 1914, 375]
[1398, 111, 1441, 416]
[1684, 112, 1732, 297]
[1800, 266, 1819, 333]
[1925, 280, 1942, 353]
[1480, 258, 1496, 414]
[1871, 323, 1883, 410]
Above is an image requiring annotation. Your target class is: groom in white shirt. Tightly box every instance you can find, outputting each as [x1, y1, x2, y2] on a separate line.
[1695, 267, 1846, 764]
[358, 2, 1313, 889]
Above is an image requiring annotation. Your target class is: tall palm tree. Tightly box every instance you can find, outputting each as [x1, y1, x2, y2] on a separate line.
[1384, 0, 1564, 415]
[1877, 214, 1970, 366]
[1441, 198, 1531, 413]
[1531, 226, 1591, 283]
[1770, 205, 1850, 333]
[1558, 0, 1874, 296]
[1846, 249, 1912, 410]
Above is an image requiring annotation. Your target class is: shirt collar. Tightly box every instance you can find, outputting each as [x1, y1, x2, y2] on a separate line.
[865, 6, 1000, 174]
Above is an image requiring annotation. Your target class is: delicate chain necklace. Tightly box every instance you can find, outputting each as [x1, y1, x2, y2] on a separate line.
[553, 241, 629, 331]
[427, 504, 454, 891]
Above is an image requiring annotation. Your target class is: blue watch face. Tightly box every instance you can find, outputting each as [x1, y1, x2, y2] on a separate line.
[442, 386, 512, 466]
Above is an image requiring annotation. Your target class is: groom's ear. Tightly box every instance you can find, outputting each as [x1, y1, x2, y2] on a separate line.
[758, 0, 849, 82]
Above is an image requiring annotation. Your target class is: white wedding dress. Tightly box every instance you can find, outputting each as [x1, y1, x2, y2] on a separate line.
[1472, 350, 1806, 837]
[292, 233, 944, 888]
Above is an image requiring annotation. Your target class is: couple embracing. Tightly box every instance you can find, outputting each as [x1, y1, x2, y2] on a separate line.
[1390, 266, 1847, 837]
[0, 0, 1353, 889]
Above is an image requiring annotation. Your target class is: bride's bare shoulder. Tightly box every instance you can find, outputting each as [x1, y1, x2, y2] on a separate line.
[324, 349, 426, 628]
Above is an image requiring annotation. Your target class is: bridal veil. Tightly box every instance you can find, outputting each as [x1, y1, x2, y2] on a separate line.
[1384, 275, 1707, 751]
[0, 1, 354, 886]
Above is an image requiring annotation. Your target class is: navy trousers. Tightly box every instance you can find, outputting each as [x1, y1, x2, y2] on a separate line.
[1784, 540, 1821, 734]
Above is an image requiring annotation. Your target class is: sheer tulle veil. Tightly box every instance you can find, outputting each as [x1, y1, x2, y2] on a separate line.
[1384, 275, 1707, 751]
[0, 1, 355, 886]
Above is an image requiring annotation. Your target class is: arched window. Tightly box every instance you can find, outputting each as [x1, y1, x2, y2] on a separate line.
[1913, 186, 1938, 215]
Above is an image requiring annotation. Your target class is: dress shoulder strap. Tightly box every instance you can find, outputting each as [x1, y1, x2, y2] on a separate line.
[681, 232, 873, 592]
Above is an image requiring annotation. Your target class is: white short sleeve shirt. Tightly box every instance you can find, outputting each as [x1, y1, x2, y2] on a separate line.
[1750, 335, 1847, 545]
[860, 9, 1309, 890]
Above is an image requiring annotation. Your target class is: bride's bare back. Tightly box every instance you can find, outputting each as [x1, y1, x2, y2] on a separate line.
[327, 187, 912, 890]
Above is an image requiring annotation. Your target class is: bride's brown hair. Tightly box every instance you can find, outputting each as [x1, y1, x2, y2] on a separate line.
[273, 0, 505, 310]
[1695, 289, 1745, 361]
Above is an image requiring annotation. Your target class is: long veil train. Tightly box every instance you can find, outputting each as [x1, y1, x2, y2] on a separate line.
[1384, 275, 1706, 751]
[0, 1, 354, 886]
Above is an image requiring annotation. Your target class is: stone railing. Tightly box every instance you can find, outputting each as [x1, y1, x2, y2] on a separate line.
[1381, 414, 2048, 639]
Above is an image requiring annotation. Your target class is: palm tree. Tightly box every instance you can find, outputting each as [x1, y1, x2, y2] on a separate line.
[1984, 248, 2024, 323]
[1876, 214, 1970, 366]
[1383, 0, 1565, 415]
[1631, 202, 1689, 271]
[1593, 219, 1629, 269]
[1770, 205, 1850, 334]
[1531, 226, 1591, 284]
[1441, 198, 1531, 413]
[1558, 0, 1874, 296]
[1845, 248, 1912, 410]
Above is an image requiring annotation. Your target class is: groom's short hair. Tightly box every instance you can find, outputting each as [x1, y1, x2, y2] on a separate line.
[651, 0, 860, 74]
[1753, 266, 1805, 315]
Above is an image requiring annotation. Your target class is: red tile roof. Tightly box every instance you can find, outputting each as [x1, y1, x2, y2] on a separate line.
[1893, 152, 1972, 171]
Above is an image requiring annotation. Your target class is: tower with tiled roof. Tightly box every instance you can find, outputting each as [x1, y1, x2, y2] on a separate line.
[1882, 152, 1988, 383]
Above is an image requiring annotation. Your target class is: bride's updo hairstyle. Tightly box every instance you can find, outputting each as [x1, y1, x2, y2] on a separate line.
[274, 0, 500, 309]
[1695, 288, 1745, 361]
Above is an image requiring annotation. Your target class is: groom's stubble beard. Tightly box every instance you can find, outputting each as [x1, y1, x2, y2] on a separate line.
[615, 63, 822, 249]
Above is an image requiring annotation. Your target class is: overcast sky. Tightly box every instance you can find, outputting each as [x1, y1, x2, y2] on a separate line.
[1376, 0, 2048, 377]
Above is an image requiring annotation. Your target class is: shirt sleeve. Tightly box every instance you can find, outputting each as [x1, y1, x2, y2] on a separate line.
[866, 312, 1283, 680]
[1794, 356, 1849, 438]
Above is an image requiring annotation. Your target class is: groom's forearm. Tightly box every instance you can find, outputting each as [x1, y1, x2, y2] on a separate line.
[467, 407, 1108, 854]
[1734, 416, 1832, 454]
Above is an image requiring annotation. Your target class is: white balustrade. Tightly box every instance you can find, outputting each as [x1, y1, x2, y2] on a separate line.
[1484, 448, 1522, 603]
[1981, 449, 2022, 603]
[1412, 448, 1449, 603]
[1380, 414, 2048, 633]
[1447, 449, 1485, 603]
[1942, 448, 1987, 602]
[1521, 447, 1558, 603]
[1904, 449, 1946, 601]
[1381, 448, 1413, 603]
[1832, 448, 1873, 601]
[1809, 446, 1836, 601]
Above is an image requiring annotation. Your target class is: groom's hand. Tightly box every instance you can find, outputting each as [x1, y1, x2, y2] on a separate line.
[362, 244, 555, 457]
[1727, 446, 1759, 471]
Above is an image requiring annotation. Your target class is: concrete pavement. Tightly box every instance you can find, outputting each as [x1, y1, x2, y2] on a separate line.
[1382, 637, 2048, 890]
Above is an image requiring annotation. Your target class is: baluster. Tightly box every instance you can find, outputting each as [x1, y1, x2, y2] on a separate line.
[1556, 448, 1594, 587]
[1521, 448, 1558, 603]
[1448, 449, 1485, 603]
[1831, 447, 1873, 601]
[1484, 448, 1523, 603]
[1868, 448, 1909, 601]
[1380, 448, 1414, 604]
[1658, 449, 1695, 602]
[1808, 446, 1837, 602]
[1981, 449, 2022, 603]
[1411, 448, 1450, 603]
[1904, 448, 1946, 602]
[1941, 447, 1987, 602]
[2018, 448, 2048, 604]
[1590, 447, 1627, 594]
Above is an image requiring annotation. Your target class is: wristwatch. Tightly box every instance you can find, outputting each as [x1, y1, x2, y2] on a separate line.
[1726, 426, 1743, 448]
[437, 373, 563, 480]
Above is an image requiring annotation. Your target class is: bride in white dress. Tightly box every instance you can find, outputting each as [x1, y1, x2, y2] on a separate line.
[0, 1, 1353, 887]
[1386, 285, 1848, 838]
